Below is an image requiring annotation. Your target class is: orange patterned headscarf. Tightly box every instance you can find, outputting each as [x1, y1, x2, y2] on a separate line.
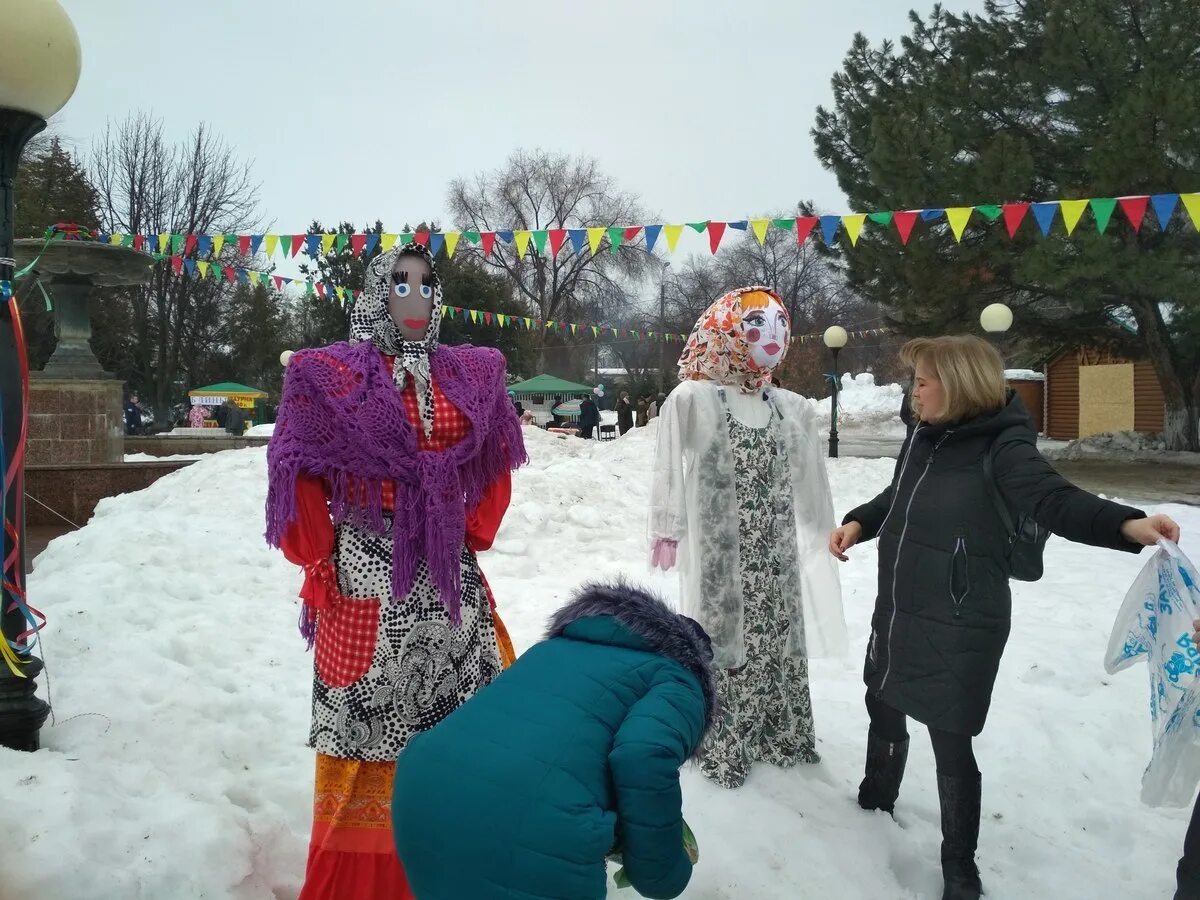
[677, 286, 790, 394]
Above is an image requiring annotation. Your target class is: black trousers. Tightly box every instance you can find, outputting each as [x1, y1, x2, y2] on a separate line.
[866, 691, 979, 778]
[1178, 795, 1200, 899]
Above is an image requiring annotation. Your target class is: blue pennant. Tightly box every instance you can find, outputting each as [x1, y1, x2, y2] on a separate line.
[820, 215, 841, 246]
[1152, 193, 1180, 231]
[496, 230, 515, 244]
[643, 224, 662, 253]
[1031, 202, 1058, 236]
[727, 220, 748, 231]
[919, 208, 945, 222]
[249, 234, 264, 256]
[568, 229, 587, 255]
[305, 235, 321, 258]
[197, 235, 213, 258]
[364, 234, 380, 256]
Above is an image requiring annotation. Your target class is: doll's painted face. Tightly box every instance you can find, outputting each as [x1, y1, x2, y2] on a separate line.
[388, 253, 435, 342]
[742, 294, 790, 371]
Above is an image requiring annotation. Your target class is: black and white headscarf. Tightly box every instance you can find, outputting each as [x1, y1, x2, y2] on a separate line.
[351, 244, 444, 438]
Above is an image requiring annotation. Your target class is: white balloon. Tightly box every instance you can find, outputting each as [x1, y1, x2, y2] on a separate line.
[280, 350, 294, 366]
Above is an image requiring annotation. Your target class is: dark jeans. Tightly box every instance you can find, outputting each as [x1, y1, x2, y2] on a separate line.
[1178, 796, 1200, 899]
[866, 690, 979, 778]
[581, 425, 595, 440]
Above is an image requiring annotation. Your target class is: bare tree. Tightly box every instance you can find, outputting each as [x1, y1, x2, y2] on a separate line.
[449, 149, 654, 375]
[89, 112, 261, 419]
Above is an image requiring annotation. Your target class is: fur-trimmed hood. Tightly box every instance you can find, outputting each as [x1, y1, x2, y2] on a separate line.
[547, 581, 717, 737]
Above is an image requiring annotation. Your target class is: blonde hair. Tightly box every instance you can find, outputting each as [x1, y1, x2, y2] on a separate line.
[900, 335, 1006, 423]
[739, 290, 778, 311]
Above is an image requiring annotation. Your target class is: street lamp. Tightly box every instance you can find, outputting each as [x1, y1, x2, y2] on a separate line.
[980, 302, 1014, 335]
[823, 325, 849, 459]
[0, 0, 82, 753]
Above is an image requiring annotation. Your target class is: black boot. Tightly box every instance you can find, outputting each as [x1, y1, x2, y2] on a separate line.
[938, 772, 983, 900]
[857, 730, 909, 815]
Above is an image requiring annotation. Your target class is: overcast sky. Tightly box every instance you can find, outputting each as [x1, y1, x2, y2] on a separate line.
[51, 0, 990, 241]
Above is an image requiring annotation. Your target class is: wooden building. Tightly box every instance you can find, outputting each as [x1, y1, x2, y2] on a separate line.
[1044, 348, 1165, 440]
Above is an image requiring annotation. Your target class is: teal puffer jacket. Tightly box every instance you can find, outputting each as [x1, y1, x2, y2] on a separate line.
[393, 583, 715, 900]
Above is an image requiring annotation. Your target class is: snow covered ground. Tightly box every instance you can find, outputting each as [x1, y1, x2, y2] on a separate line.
[808, 373, 908, 438]
[5, 421, 1198, 899]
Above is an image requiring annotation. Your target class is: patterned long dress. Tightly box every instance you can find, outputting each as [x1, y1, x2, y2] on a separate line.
[698, 403, 820, 789]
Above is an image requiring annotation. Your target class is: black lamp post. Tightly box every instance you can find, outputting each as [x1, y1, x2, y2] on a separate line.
[823, 325, 848, 459]
[0, 0, 82, 752]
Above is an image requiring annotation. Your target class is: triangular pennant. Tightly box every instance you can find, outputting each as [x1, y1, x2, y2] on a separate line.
[1059, 199, 1089, 236]
[975, 204, 1003, 222]
[623, 226, 642, 243]
[132, 234, 145, 251]
[316, 281, 327, 298]
[571, 323, 578, 335]
[643, 224, 662, 253]
[350, 234, 366, 257]
[607, 226, 624, 254]
[306, 235, 321, 258]
[514, 231, 532, 258]
[772, 218, 796, 231]
[400, 232, 415, 246]
[170, 255, 183, 274]
[250, 234, 264, 256]
[495, 230, 514, 244]
[819, 215, 841, 246]
[320, 234, 336, 255]
[183, 258, 196, 276]
[273, 275, 284, 291]
[1002, 203, 1030, 238]
[333, 233, 348, 254]
[265, 234, 279, 257]
[224, 266, 237, 283]
[587, 227, 606, 255]
[239, 235, 253, 256]
[920, 208, 945, 221]
[158, 233, 171, 253]
[236, 268, 250, 285]
[170, 234, 185, 255]
[381, 233, 398, 252]
[867, 212, 894, 226]
[462, 230, 480, 245]
[1090, 198, 1117, 234]
[429, 232, 445, 256]
[727, 221, 748, 231]
[364, 234, 380, 256]
[945, 207, 973, 242]
[1030, 201, 1058, 236]
[480, 232, 497, 257]
[707, 221, 726, 254]
[197, 234, 213, 258]
[795, 216, 818, 245]
[893, 211, 919, 244]
[687, 221, 708, 233]
[547, 229, 567, 255]
[1180, 193, 1200, 230]
[1119, 196, 1149, 232]
[568, 229, 587, 255]
[841, 214, 867, 246]
[592, 326, 600, 338]
[1151, 193, 1180, 231]
[664, 224, 684, 253]
[197, 261, 209, 278]
[212, 234, 227, 258]
[184, 234, 198, 255]
[532, 230, 548, 255]
[444, 232, 460, 258]
[750, 219, 770, 244]
[290, 235, 306, 257]
[484, 312, 494, 325]
[413, 231, 430, 248]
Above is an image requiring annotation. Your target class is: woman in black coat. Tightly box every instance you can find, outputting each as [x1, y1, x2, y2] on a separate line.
[829, 335, 1180, 900]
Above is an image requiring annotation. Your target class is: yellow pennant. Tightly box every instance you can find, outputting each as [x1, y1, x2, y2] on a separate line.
[751, 219, 770, 245]
[212, 234, 226, 258]
[321, 234, 336, 255]
[265, 234, 279, 257]
[586, 227, 606, 256]
[1179, 193, 1200, 230]
[471, 309, 480, 324]
[445, 232, 460, 258]
[842, 214, 867, 246]
[515, 230, 532, 259]
[381, 233, 398, 252]
[664, 224, 684, 253]
[158, 233, 171, 253]
[1060, 199, 1089, 235]
[109, 234, 122, 246]
[945, 207, 973, 242]
[197, 261, 209, 278]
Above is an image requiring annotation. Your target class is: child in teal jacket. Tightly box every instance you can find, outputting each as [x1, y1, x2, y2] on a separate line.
[392, 582, 715, 899]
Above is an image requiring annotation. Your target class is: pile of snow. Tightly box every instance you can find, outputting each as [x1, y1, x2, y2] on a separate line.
[245, 423, 275, 438]
[1047, 430, 1169, 461]
[1004, 368, 1046, 382]
[807, 373, 906, 437]
[5, 424, 1198, 898]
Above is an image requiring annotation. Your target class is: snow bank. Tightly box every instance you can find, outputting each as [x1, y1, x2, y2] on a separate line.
[245, 424, 275, 438]
[5, 425, 1198, 898]
[807, 373, 906, 437]
[1045, 430, 1172, 462]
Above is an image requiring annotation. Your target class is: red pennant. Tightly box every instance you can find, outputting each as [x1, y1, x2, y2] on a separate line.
[623, 226, 642, 243]
[548, 229, 567, 255]
[1002, 203, 1030, 238]
[893, 211, 919, 245]
[237, 235, 251, 256]
[272, 275, 284, 291]
[223, 266, 236, 283]
[316, 282, 326, 298]
[414, 231, 429, 247]
[184, 234, 198, 256]
[484, 311, 494, 325]
[707, 221, 726, 254]
[133, 234, 145, 251]
[1119, 196, 1149, 232]
[290, 235, 305, 257]
[350, 234, 366, 257]
[170, 255, 183, 275]
[795, 216, 818, 245]
[480, 232, 496, 257]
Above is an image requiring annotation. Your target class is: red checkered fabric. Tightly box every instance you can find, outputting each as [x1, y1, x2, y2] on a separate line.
[399, 379, 469, 451]
[315, 596, 380, 688]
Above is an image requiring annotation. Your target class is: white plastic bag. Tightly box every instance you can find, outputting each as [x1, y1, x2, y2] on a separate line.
[1105, 539, 1200, 807]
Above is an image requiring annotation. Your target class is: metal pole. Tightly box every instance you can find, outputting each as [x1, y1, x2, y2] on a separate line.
[828, 346, 841, 459]
[658, 276, 666, 394]
[0, 108, 51, 752]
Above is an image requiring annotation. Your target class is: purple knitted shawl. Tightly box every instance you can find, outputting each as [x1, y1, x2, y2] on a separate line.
[265, 339, 526, 623]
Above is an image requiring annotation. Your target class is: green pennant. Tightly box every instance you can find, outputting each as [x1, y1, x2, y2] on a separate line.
[463, 230, 481, 245]
[335, 233, 349, 253]
[305, 280, 315, 296]
[170, 234, 184, 255]
[771, 218, 796, 231]
[867, 212, 894, 226]
[121, 233, 135, 248]
[975, 204, 1003, 222]
[400, 232, 414, 245]
[1090, 197, 1118, 234]
[532, 230, 548, 255]
[224, 233, 237, 250]
[686, 221, 709, 233]
[607, 226, 624, 254]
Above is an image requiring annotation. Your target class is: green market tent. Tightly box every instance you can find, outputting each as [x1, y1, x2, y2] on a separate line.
[507, 374, 594, 395]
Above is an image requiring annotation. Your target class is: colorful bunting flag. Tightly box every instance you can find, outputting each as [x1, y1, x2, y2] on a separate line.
[495, 230, 513, 245]
[893, 211, 919, 245]
[867, 212, 894, 226]
[481, 232, 497, 257]
[320, 233, 336, 255]
[796, 216, 818, 246]
[290, 235, 306, 257]
[1152, 193, 1179, 230]
[1002, 203, 1030, 238]
[707, 221, 726, 254]
[429, 232, 445, 256]
[1060, 199, 1089, 236]
[514, 231, 532, 258]
[266, 234, 280, 257]
[623, 226, 642, 243]
[751, 219, 770, 244]
[1031, 202, 1058, 236]
[607, 226, 624, 255]
[841, 214, 867, 247]
[365, 234, 380, 256]
[687, 222, 708, 234]
[444, 232, 460, 258]
[945, 207, 973, 242]
[819, 216, 840, 246]
[772, 218, 796, 231]
[1119, 196, 1149, 232]
[664, 224, 684, 253]
[587, 227, 606, 256]
[1091, 198, 1117, 234]
[1181, 193, 1200, 230]
[643, 224, 662, 253]
[568, 229, 587, 255]
[975, 204, 1003, 222]
[532, 230, 548, 255]
[547, 229, 567, 255]
[381, 233, 398, 252]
